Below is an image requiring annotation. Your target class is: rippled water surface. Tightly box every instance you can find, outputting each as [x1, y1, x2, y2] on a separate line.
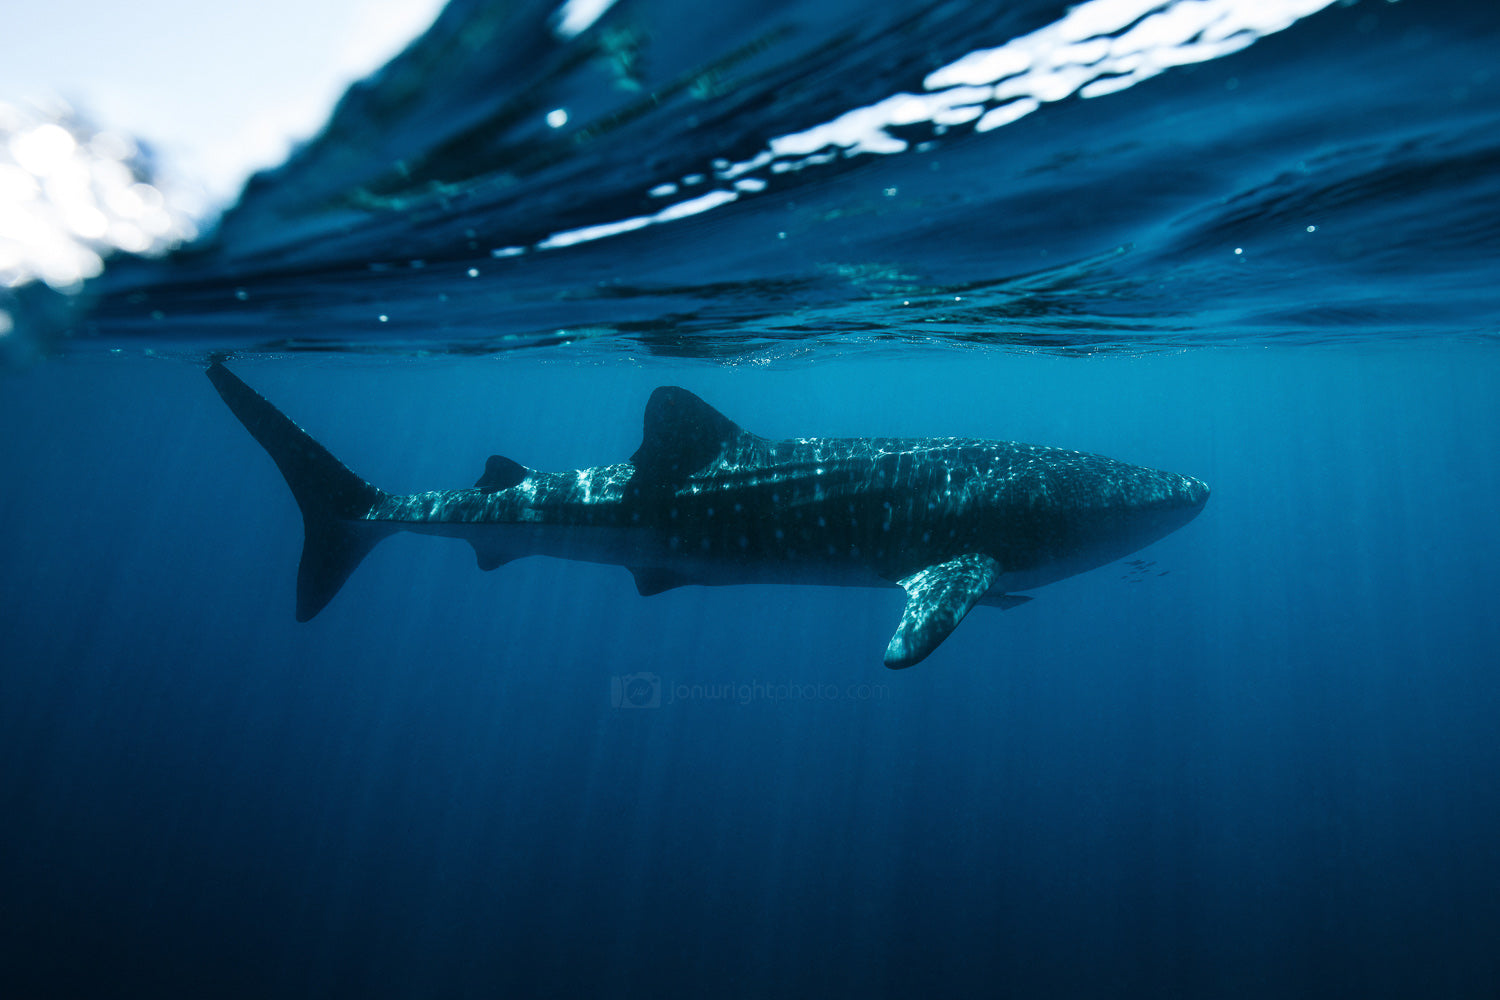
[5, 0, 1497, 356]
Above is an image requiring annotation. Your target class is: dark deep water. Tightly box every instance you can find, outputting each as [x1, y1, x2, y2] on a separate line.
[5, 351, 1499, 998]
[3, 1, 1500, 997]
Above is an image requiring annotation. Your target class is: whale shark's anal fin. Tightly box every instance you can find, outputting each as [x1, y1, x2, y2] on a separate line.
[206, 363, 393, 621]
[884, 553, 1001, 669]
[469, 541, 518, 572]
[629, 566, 693, 596]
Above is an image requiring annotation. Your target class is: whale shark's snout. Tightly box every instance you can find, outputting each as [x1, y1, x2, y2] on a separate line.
[1180, 474, 1210, 512]
[1094, 466, 1210, 552]
[1106, 466, 1209, 516]
[1151, 472, 1210, 536]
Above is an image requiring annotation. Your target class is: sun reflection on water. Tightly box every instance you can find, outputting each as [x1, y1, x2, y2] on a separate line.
[0, 101, 198, 291]
[531, 0, 1338, 251]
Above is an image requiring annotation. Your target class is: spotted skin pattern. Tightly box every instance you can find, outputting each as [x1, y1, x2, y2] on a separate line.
[208, 369, 1209, 668]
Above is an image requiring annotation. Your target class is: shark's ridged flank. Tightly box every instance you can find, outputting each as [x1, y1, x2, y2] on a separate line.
[206, 363, 393, 621]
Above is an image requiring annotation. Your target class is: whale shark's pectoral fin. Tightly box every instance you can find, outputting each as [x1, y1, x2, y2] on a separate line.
[884, 553, 1001, 669]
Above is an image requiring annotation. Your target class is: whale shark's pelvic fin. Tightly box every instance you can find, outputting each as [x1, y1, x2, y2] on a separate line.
[207, 363, 393, 621]
[629, 386, 755, 491]
[884, 554, 1001, 669]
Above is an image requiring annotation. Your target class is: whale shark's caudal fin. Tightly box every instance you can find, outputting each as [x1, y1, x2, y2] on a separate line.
[206, 363, 393, 621]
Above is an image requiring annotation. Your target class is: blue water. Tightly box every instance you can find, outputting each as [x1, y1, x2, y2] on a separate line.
[4, 0, 1500, 997]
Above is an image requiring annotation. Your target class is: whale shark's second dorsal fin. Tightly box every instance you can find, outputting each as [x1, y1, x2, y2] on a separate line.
[630, 386, 754, 488]
[884, 553, 1001, 669]
[475, 454, 527, 493]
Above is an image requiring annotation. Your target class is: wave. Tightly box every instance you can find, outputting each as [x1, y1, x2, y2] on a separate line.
[5, 0, 1498, 360]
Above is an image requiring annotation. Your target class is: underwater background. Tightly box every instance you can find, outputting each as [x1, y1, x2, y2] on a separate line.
[3, 0, 1499, 996]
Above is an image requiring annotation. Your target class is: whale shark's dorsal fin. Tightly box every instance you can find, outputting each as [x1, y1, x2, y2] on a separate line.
[884, 553, 1001, 669]
[630, 387, 753, 487]
[476, 454, 527, 493]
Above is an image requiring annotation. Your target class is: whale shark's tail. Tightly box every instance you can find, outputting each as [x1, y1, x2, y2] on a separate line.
[207, 363, 394, 621]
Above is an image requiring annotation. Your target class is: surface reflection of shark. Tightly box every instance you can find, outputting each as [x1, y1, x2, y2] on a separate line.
[208, 364, 1209, 669]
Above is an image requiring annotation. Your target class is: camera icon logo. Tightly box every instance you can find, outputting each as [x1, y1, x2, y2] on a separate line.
[611, 672, 661, 709]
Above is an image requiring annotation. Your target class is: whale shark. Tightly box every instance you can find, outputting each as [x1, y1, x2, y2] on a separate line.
[207, 363, 1209, 668]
